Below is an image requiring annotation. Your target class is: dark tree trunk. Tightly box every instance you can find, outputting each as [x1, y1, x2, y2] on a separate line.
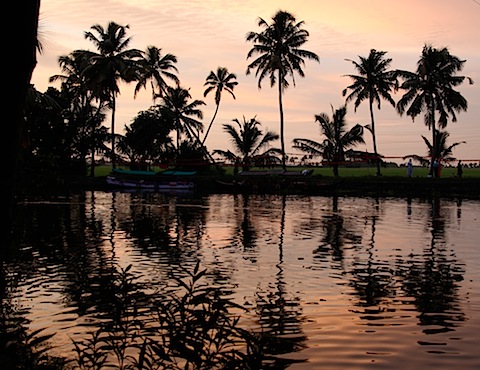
[2, 0, 40, 314]
[369, 98, 381, 176]
[278, 70, 286, 171]
[3, 0, 40, 254]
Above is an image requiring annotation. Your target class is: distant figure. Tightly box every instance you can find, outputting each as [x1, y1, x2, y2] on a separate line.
[457, 161, 463, 177]
[433, 159, 440, 177]
[407, 159, 413, 177]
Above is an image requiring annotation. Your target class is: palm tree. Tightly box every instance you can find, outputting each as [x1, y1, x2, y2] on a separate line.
[396, 44, 473, 176]
[74, 21, 143, 168]
[202, 66, 238, 146]
[342, 49, 398, 176]
[213, 116, 281, 172]
[246, 10, 319, 170]
[134, 45, 179, 104]
[50, 53, 90, 108]
[292, 105, 365, 176]
[50, 52, 111, 176]
[159, 85, 206, 160]
[403, 130, 466, 171]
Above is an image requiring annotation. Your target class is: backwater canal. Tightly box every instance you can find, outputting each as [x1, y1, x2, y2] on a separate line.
[3, 191, 480, 369]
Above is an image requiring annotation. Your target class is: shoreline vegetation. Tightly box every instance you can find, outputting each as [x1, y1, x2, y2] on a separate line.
[69, 165, 480, 200]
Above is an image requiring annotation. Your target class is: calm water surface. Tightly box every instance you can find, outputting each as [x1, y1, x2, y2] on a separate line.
[4, 191, 480, 369]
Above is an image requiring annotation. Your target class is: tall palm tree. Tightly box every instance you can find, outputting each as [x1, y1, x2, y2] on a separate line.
[202, 66, 238, 146]
[292, 105, 365, 176]
[246, 10, 319, 170]
[213, 116, 281, 172]
[134, 45, 179, 104]
[342, 49, 398, 176]
[396, 44, 473, 176]
[74, 21, 143, 168]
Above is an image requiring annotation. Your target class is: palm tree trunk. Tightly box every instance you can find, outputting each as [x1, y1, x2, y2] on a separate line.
[111, 95, 117, 169]
[176, 122, 180, 155]
[202, 103, 219, 146]
[430, 109, 436, 177]
[432, 127, 437, 177]
[369, 98, 381, 176]
[90, 136, 95, 177]
[89, 102, 105, 177]
[278, 70, 286, 170]
[333, 164, 339, 177]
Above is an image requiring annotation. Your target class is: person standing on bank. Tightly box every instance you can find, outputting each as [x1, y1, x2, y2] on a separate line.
[407, 159, 413, 177]
[457, 160, 463, 177]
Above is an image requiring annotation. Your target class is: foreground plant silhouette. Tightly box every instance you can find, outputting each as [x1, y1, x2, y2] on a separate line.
[69, 263, 267, 369]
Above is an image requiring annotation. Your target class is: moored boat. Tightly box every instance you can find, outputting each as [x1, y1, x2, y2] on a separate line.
[106, 175, 195, 190]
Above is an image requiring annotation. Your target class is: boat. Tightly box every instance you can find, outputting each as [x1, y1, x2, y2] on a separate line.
[238, 169, 314, 176]
[106, 175, 195, 190]
[215, 179, 245, 187]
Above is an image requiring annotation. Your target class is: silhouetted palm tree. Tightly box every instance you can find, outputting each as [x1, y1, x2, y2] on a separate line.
[159, 85, 205, 158]
[134, 45, 179, 103]
[403, 130, 466, 168]
[292, 105, 365, 176]
[50, 53, 111, 176]
[246, 10, 319, 170]
[202, 66, 238, 146]
[397, 44, 473, 176]
[342, 49, 398, 176]
[74, 21, 143, 168]
[213, 116, 281, 172]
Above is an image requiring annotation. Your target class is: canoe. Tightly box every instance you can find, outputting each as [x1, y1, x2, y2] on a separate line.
[106, 175, 195, 190]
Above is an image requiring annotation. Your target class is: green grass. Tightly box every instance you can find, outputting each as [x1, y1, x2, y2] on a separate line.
[216, 165, 480, 178]
[94, 164, 480, 178]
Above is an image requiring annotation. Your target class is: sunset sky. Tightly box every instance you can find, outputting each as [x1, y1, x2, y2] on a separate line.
[32, 0, 480, 164]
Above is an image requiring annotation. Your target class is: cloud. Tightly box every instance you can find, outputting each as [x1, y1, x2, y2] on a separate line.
[32, 0, 480, 162]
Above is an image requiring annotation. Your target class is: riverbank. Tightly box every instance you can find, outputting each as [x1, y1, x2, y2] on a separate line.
[74, 174, 480, 199]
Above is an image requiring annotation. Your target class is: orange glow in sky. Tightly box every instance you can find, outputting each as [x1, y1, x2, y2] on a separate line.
[33, 0, 480, 163]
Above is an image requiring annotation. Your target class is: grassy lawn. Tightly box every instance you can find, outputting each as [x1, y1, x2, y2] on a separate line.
[94, 164, 480, 178]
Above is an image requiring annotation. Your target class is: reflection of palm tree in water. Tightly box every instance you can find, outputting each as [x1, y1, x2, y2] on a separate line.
[224, 194, 257, 264]
[349, 198, 394, 309]
[399, 197, 465, 333]
[313, 196, 362, 267]
[240, 194, 256, 252]
[253, 195, 307, 367]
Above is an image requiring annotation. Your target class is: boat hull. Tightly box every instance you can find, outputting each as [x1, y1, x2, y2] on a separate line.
[106, 176, 195, 190]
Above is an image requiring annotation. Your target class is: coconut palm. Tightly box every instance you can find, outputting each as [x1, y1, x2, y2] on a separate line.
[403, 130, 466, 170]
[50, 52, 111, 176]
[396, 44, 473, 176]
[134, 45, 179, 104]
[74, 21, 143, 168]
[159, 85, 205, 159]
[292, 105, 365, 177]
[342, 49, 398, 176]
[213, 116, 281, 172]
[246, 10, 319, 170]
[202, 66, 238, 146]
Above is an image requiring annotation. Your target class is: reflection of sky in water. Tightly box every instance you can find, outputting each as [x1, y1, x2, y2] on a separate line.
[7, 193, 480, 369]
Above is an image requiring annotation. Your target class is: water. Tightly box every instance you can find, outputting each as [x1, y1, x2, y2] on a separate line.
[3, 192, 480, 369]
